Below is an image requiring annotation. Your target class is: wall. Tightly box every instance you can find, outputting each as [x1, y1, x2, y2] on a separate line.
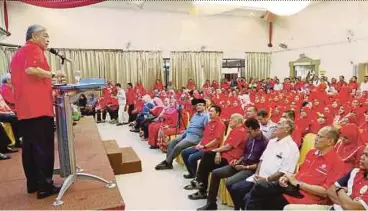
[3, 1, 271, 58]
[270, 1, 368, 79]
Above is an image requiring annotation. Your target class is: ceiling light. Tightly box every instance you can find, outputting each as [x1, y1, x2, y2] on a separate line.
[265, 1, 310, 16]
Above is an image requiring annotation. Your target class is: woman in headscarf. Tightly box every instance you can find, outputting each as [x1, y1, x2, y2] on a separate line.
[154, 79, 164, 91]
[148, 98, 178, 149]
[333, 105, 351, 125]
[335, 123, 365, 172]
[134, 80, 146, 95]
[296, 106, 311, 136]
[309, 112, 331, 134]
[140, 97, 165, 139]
[130, 95, 154, 132]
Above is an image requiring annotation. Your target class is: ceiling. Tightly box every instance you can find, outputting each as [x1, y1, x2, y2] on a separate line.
[89, 1, 269, 18]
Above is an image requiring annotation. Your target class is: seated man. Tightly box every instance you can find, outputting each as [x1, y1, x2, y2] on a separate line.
[180, 105, 225, 179]
[0, 94, 21, 149]
[0, 124, 14, 160]
[245, 126, 345, 210]
[228, 119, 300, 210]
[191, 116, 263, 210]
[326, 145, 368, 210]
[257, 109, 277, 140]
[155, 99, 208, 170]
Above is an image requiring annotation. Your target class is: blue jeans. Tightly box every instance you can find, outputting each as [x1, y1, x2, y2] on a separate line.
[181, 147, 204, 176]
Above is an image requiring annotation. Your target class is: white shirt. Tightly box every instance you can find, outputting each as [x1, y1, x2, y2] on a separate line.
[274, 83, 283, 91]
[117, 89, 127, 105]
[258, 135, 299, 178]
[260, 120, 277, 141]
[361, 82, 368, 92]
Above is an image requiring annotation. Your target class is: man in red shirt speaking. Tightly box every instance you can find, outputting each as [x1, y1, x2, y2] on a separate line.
[10, 25, 65, 199]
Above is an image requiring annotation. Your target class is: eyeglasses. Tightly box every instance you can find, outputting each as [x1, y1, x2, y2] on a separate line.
[316, 134, 328, 139]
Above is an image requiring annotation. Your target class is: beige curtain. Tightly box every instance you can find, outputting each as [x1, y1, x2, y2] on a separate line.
[0, 46, 162, 90]
[0, 47, 17, 76]
[245, 52, 271, 79]
[170, 51, 222, 89]
[120, 51, 163, 91]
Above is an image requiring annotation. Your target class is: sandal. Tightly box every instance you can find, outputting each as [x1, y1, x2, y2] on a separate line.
[188, 191, 207, 200]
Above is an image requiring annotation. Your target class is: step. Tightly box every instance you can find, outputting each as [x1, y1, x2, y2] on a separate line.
[103, 140, 123, 175]
[118, 147, 142, 174]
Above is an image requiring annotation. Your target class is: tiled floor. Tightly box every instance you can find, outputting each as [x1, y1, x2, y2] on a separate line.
[97, 123, 231, 210]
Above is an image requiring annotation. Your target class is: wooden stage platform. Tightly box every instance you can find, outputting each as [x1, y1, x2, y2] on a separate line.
[0, 117, 125, 210]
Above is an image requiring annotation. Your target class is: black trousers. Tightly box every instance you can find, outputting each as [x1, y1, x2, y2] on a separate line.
[107, 108, 118, 120]
[0, 126, 11, 152]
[127, 104, 135, 123]
[245, 181, 289, 210]
[197, 151, 228, 193]
[0, 113, 21, 145]
[19, 116, 55, 192]
[96, 109, 107, 122]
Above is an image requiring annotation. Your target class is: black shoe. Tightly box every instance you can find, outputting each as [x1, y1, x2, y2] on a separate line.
[0, 153, 10, 160]
[96, 121, 101, 123]
[197, 203, 218, 210]
[27, 187, 38, 194]
[37, 185, 62, 199]
[116, 123, 123, 126]
[155, 161, 173, 170]
[188, 190, 207, 200]
[183, 173, 195, 179]
[149, 146, 159, 149]
[130, 129, 140, 133]
[6, 147, 19, 153]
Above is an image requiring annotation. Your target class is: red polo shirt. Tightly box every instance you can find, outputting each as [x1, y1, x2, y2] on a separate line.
[126, 88, 136, 105]
[199, 117, 225, 151]
[221, 125, 247, 162]
[283, 149, 345, 205]
[9, 41, 53, 120]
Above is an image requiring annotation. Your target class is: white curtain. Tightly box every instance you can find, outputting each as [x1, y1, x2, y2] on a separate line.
[245, 52, 271, 79]
[0, 46, 163, 90]
[170, 51, 222, 89]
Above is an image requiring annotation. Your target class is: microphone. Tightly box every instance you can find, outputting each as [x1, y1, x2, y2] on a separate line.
[49, 48, 72, 63]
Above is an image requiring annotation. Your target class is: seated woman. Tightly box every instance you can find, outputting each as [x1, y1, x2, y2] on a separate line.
[130, 95, 154, 132]
[1, 73, 15, 111]
[0, 94, 21, 149]
[335, 123, 365, 173]
[95, 97, 107, 123]
[84, 93, 97, 116]
[309, 112, 331, 134]
[140, 97, 164, 140]
[77, 94, 87, 115]
[148, 98, 177, 149]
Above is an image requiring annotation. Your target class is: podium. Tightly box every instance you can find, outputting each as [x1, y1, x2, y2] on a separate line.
[52, 78, 116, 207]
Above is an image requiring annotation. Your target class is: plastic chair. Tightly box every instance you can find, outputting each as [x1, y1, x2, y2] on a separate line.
[2, 123, 16, 146]
[296, 133, 316, 172]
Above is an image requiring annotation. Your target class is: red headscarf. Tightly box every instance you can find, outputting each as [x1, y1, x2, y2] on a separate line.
[335, 123, 365, 171]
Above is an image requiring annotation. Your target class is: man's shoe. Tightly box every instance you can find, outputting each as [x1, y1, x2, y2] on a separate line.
[0, 153, 10, 160]
[197, 203, 218, 210]
[27, 187, 38, 194]
[6, 147, 19, 153]
[155, 161, 173, 170]
[37, 185, 62, 199]
[149, 146, 159, 149]
[183, 173, 195, 179]
[116, 123, 123, 126]
[188, 190, 207, 200]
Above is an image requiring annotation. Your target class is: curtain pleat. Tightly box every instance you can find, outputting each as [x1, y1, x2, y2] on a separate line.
[245, 52, 271, 79]
[0, 47, 162, 90]
[170, 51, 222, 89]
